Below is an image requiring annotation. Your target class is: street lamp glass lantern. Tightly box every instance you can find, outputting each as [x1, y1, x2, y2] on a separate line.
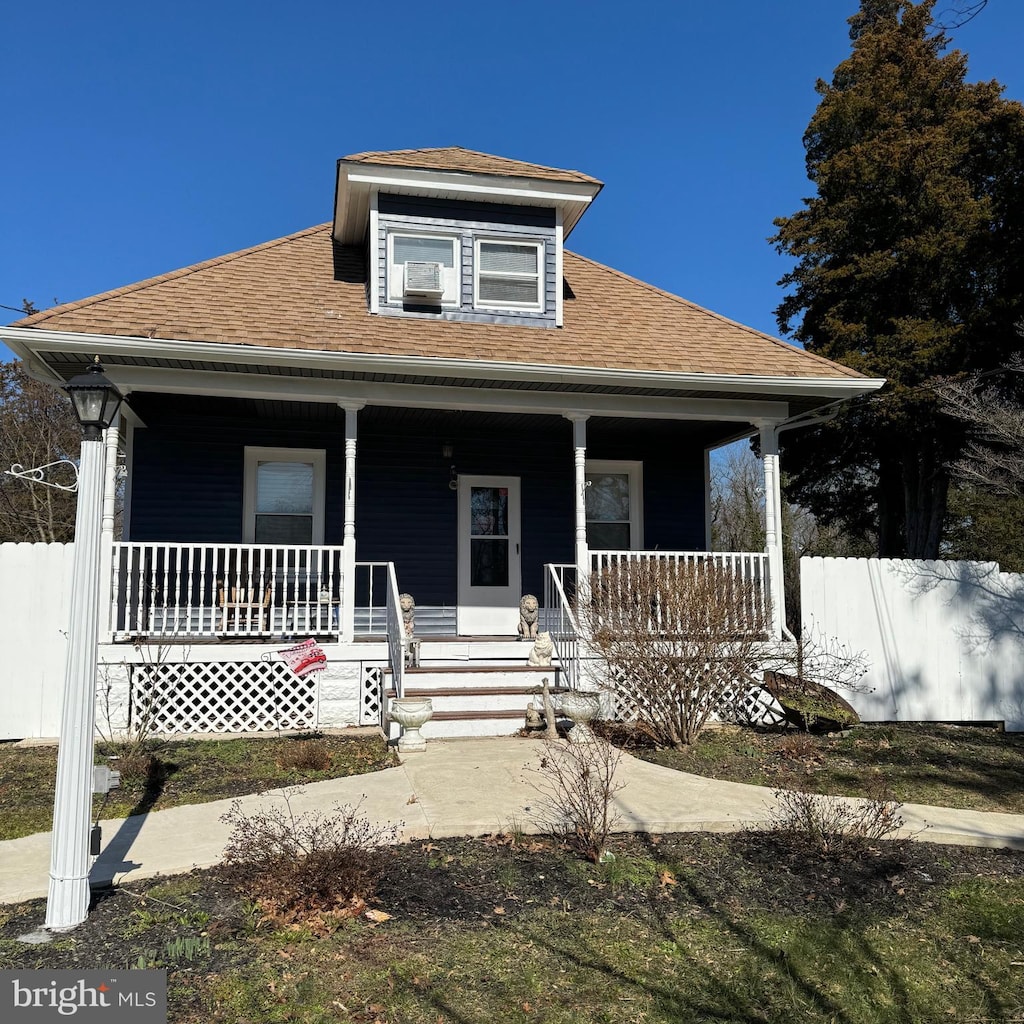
[65, 361, 123, 435]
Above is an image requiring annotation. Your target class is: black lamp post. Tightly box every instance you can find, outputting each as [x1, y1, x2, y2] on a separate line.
[45, 358, 124, 930]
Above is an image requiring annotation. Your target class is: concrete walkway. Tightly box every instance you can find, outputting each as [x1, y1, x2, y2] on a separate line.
[3, 736, 1024, 905]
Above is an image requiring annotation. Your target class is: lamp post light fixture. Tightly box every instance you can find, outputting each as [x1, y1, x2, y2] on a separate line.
[45, 358, 123, 931]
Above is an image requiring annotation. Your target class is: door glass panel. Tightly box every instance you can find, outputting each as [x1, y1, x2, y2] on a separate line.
[471, 539, 509, 587]
[470, 487, 508, 537]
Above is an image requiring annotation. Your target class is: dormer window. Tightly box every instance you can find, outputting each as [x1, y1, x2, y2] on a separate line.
[387, 233, 459, 306]
[474, 240, 543, 312]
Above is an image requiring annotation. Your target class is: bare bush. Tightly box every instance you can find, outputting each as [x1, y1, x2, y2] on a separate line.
[529, 737, 624, 863]
[277, 737, 333, 772]
[220, 790, 398, 928]
[767, 780, 906, 861]
[578, 560, 768, 748]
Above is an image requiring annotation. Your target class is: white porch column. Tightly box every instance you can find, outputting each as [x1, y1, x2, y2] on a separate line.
[339, 402, 363, 643]
[566, 414, 590, 583]
[758, 422, 785, 638]
[98, 421, 120, 641]
[45, 435, 107, 930]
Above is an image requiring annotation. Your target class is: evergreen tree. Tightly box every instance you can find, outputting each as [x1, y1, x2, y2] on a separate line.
[771, 0, 1024, 557]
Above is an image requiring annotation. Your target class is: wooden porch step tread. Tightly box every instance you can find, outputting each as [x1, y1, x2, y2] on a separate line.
[428, 710, 527, 722]
[409, 664, 553, 674]
[387, 686, 545, 699]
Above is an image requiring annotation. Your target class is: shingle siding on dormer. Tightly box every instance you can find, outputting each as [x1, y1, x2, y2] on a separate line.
[375, 194, 558, 327]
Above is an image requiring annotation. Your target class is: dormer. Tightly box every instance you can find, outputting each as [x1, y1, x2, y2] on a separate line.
[333, 147, 603, 327]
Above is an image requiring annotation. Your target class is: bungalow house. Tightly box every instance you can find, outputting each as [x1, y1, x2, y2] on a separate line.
[2, 147, 884, 738]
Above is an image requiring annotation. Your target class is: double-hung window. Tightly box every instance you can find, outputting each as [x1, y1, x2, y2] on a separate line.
[387, 233, 459, 306]
[243, 447, 326, 544]
[585, 460, 643, 550]
[474, 239, 543, 311]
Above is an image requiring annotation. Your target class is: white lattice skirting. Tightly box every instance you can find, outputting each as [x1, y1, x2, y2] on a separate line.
[604, 664, 785, 728]
[127, 660, 384, 734]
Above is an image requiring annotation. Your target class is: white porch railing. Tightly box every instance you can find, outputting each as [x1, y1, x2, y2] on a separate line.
[109, 542, 395, 640]
[543, 563, 581, 690]
[589, 550, 771, 636]
[384, 562, 407, 698]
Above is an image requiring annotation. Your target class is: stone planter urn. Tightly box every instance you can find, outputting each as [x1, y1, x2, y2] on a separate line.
[389, 697, 433, 752]
[558, 690, 602, 742]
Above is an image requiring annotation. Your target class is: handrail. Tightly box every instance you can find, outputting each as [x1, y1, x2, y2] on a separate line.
[384, 562, 407, 698]
[543, 563, 581, 690]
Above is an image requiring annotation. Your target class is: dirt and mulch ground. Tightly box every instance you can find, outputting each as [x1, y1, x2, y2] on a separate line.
[2, 830, 1023, 1023]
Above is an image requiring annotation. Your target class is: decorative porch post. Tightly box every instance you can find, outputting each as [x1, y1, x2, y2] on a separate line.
[758, 422, 786, 638]
[339, 402, 363, 643]
[97, 421, 120, 642]
[566, 414, 590, 585]
[47, 361, 123, 931]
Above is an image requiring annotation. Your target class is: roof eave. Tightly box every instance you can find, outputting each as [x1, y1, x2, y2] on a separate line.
[1, 326, 886, 403]
[332, 161, 602, 245]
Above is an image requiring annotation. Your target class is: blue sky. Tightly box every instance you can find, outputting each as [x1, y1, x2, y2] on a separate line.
[2, 0, 1022, 364]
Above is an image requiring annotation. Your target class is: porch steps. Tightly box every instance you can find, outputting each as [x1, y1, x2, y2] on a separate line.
[384, 658, 563, 739]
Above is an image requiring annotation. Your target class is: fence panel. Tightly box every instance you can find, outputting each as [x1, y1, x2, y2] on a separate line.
[801, 556, 1024, 731]
[0, 542, 74, 739]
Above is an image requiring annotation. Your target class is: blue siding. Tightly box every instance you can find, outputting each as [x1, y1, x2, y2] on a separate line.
[128, 401, 709, 605]
[376, 194, 558, 327]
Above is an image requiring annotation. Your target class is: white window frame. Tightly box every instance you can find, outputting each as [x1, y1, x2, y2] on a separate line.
[585, 459, 644, 550]
[473, 238, 544, 312]
[243, 446, 326, 544]
[386, 231, 460, 307]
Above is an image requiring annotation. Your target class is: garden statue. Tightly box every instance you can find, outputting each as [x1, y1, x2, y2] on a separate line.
[518, 593, 539, 639]
[527, 631, 553, 667]
[399, 593, 416, 638]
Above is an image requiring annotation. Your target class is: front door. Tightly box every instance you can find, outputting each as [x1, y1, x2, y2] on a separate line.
[457, 476, 522, 635]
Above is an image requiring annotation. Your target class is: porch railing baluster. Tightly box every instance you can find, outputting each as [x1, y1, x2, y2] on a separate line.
[108, 542, 365, 641]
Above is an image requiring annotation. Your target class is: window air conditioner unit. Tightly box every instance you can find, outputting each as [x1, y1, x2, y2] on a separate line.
[404, 261, 445, 299]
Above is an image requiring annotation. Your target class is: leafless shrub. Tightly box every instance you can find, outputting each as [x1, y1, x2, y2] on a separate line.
[778, 732, 821, 763]
[220, 789, 398, 928]
[529, 737, 624, 863]
[96, 640, 186, 766]
[277, 737, 333, 772]
[767, 779, 906, 861]
[578, 560, 768, 748]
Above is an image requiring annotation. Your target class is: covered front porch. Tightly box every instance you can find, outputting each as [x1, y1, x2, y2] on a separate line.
[107, 394, 790, 646]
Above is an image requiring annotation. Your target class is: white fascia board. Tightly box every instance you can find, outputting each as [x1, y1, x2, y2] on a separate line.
[345, 166, 599, 205]
[94, 363, 791, 423]
[335, 164, 599, 243]
[0, 328, 887, 404]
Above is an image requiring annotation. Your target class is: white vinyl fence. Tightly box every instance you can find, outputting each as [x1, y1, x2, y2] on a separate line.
[801, 557, 1024, 732]
[0, 542, 74, 739]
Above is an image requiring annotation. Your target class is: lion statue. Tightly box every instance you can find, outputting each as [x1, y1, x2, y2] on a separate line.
[399, 592, 416, 638]
[518, 593, 539, 640]
[527, 631, 554, 667]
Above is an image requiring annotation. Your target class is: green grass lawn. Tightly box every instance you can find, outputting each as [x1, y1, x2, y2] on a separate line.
[626, 722, 1024, 814]
[0, 733, 397, 840]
